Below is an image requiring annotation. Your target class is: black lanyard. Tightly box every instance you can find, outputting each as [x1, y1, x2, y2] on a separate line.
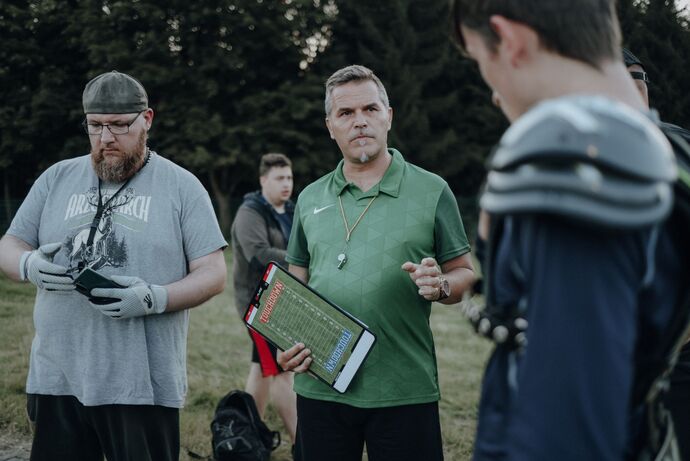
[85, 178, 132, 248]
[78, 150, 150, 270]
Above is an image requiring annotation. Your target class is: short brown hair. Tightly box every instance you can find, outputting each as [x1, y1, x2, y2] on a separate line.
[324, 65, 390, 115]
[450, 0, 621, 69]
[259, 153, 292, 177]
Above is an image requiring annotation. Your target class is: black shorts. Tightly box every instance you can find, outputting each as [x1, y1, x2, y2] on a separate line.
[249, 329, 282, 376]
[294, 395, 444, 461]
[27, 394, 179, 461]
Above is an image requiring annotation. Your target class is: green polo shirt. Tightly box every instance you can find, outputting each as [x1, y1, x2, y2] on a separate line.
[286, 149, 470, 407]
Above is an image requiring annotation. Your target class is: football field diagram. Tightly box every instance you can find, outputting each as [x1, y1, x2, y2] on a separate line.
[246, 268, 367, 383]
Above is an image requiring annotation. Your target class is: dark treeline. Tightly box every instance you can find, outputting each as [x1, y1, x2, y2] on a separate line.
[1, 0, 689, 234]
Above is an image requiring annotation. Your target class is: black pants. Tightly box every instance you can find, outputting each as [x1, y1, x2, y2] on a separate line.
[294, 395, 444, 461]
[28, 394, 179, 461]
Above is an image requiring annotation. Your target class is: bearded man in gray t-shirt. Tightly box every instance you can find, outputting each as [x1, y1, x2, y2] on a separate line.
[0, 71, 227, 461]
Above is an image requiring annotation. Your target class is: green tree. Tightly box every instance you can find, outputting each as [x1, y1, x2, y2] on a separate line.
[619, 0, 690, 126]
[0, 0, 88, 228]
[3, 0, 690, 237]
[70, 0, 336, 233]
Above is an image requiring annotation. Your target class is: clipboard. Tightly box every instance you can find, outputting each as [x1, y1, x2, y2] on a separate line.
[244, 262, 376, 393]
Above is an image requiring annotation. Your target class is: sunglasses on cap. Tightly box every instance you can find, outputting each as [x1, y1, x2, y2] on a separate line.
[630, 71, 649, 84]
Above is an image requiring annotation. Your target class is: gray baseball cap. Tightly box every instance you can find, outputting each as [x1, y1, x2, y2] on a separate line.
[83, 70, 148, 114]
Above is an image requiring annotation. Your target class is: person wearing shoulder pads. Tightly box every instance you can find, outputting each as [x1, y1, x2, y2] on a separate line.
[451, 1, 683, 459]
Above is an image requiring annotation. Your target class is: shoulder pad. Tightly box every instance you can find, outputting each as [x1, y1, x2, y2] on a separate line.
[481, 96, 676, 228]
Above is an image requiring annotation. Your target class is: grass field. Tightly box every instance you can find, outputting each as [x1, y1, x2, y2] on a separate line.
[0, 265, 491, 460]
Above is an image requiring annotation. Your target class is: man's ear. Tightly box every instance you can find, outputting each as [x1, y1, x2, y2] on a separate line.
[325, 117, 335, 140]
[489, 15, 538, 67]
[387, 107, 393, 131]
[143, 108, 155, 130]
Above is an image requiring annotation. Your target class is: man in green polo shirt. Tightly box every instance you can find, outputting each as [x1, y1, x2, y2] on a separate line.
[277, 64, 476, 461]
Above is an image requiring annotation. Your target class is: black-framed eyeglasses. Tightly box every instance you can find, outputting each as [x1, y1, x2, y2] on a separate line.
[630, 71, 650, 84]
[83, 111, 143, 136]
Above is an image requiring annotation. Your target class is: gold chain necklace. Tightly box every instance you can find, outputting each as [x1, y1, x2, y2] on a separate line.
[337, 194, 378, 269]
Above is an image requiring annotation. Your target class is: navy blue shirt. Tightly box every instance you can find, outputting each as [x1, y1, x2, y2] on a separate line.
[473, 214, 679, 460]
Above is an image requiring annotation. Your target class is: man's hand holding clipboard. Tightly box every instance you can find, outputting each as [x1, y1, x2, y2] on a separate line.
[277, 342, 313, 374]
[244, 262, 376, 393]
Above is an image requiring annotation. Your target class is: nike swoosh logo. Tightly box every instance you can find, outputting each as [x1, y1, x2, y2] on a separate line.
[313, 204, 334, 214]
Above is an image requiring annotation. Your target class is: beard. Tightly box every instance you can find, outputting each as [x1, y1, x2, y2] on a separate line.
[91, 130, 147, 183]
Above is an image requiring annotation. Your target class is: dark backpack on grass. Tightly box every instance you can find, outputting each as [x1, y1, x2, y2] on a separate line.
[211, 390, 280, 461]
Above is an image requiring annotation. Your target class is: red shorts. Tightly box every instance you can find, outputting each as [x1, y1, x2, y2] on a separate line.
[249, 329, 282, 377]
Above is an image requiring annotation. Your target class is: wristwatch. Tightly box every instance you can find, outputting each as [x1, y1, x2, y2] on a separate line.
[437, 276, 450, 301]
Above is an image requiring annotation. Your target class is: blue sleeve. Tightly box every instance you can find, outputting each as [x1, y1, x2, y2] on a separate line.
[506, 217, 648, 460]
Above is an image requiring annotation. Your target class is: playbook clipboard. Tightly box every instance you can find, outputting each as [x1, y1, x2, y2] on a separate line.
[244, 262, 376, 393]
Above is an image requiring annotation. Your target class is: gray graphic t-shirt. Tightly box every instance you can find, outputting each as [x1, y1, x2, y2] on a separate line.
[8, 152, 227, 407]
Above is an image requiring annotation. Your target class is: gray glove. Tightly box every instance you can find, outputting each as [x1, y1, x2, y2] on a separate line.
[89, 275, 168, 319]
[19, 242, 74, 291]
